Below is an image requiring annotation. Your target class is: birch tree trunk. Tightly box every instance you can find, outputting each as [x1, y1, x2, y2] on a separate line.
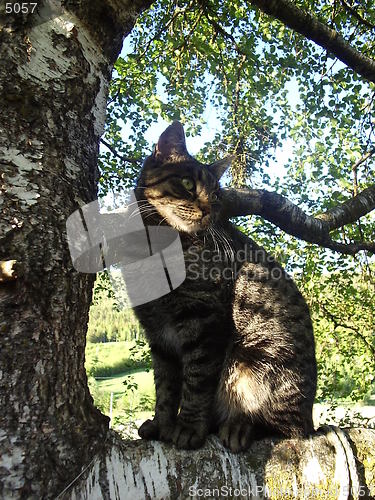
[0, 1, 150, 497]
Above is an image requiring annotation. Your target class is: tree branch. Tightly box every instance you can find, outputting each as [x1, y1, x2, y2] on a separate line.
[317, 185, 375, 229]
[247, 0, 375, 83]
[135, 1, 188, 61]
[221, 185, 375, 255]
[58, 430, 375, 498]
[320, 302, 375, 358]
[198, 0, 250, 58]
[325, 240, 375, 255]
[351, 147, 375, 179]
[100, 139, 142, 165]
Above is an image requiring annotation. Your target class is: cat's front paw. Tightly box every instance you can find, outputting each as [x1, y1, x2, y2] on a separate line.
[138, 419, 159, 440]
[172, 421, 206, 450]
[218, 420, 254, 453]
[138, 418, 175, 442]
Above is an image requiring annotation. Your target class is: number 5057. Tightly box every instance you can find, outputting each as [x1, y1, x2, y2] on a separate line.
[5, 3, 37, 14]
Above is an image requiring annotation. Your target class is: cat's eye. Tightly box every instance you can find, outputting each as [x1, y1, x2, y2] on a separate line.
[210, 193, 219, 202]
[181, 177, 195, 192]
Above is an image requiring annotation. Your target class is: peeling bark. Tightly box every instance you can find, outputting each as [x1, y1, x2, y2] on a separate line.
[59, 428, 375, 499]
[247, 0, 375, 84]
[0, 260, 18, 282]
[0, 1, 151, 498]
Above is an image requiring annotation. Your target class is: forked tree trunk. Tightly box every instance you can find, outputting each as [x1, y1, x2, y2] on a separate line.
[0, 1, 150, 497]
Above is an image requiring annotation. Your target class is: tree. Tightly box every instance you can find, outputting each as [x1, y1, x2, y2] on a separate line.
[1, 0, 374, 498]
[103, 0, 375, 254]
[60, 428, 375, 498]
[0, 0, 151, 497]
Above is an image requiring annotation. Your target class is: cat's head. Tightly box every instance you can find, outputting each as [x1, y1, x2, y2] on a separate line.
[136, 121, 231, 233]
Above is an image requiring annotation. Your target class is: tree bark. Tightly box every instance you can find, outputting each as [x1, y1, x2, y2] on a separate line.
[58, 428, 375, 499]
[221, 186, 375, 255]
[0, 1, 151, 498]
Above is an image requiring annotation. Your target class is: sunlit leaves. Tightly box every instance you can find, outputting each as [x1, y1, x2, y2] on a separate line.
[99, 0, 375, 402]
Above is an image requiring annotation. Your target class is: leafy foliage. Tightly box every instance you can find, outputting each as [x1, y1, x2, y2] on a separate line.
[299, 267, 375, 402]
[88, 275, 144, 343]
[95, 0, 375, 403]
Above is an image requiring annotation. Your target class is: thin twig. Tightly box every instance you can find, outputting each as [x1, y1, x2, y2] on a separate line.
[340, 0, 375, 31]
[100, 139, 141, 165]
[352, 147, 375, 174]
[136, 2, 188, 61]
[321, 302, 375, 358]
[197, 0, 255, 62]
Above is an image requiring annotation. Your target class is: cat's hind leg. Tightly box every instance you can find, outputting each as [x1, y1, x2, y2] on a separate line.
[218, 415, 256, 453]
[214, 360, 268, 452]
[215, 365, 315, 453]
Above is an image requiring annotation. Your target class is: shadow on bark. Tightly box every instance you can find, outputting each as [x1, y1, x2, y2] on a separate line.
[57, 426, 375, 499]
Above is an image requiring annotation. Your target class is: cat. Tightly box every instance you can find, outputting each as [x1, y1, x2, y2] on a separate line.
[132, 121, 317, 452]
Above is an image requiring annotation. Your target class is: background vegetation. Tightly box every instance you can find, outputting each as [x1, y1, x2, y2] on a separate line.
[86, 0, 375, 429]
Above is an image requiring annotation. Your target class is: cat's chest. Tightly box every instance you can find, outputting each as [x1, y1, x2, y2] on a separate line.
[183, 240, 237, 285]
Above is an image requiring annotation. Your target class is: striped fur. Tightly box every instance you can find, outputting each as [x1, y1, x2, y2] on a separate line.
[134, 124, 317, 452]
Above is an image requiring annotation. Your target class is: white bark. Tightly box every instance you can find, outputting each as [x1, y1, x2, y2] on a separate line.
[0, 1, 151, 497]
[59, 428, 375, 499]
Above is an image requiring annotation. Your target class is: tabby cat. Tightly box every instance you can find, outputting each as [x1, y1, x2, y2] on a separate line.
[133, 121, 317, 452]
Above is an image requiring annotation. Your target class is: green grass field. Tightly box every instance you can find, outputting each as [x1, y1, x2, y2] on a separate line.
[86, 341, 155, 430]
[85, 340, 151, 377]
[96, 368, 154, 394]
[86, 341, 375, 436]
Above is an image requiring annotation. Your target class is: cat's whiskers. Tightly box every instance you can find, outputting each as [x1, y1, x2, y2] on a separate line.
[218, 227, 234, 259]
[140, 211, 160, 222]
[208, 227, 219, 255]
[129, 208, 156, 220]
[127, 200, 156, 219]
[124, 200, 148, 208]
[210, 226, 226, 257]
[212, 226, 235, 265]
[157, 217, 168, 227]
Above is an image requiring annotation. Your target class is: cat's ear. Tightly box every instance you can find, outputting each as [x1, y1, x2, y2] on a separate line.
[207, 156, 233, 180]
[153, 121, 190, 162]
